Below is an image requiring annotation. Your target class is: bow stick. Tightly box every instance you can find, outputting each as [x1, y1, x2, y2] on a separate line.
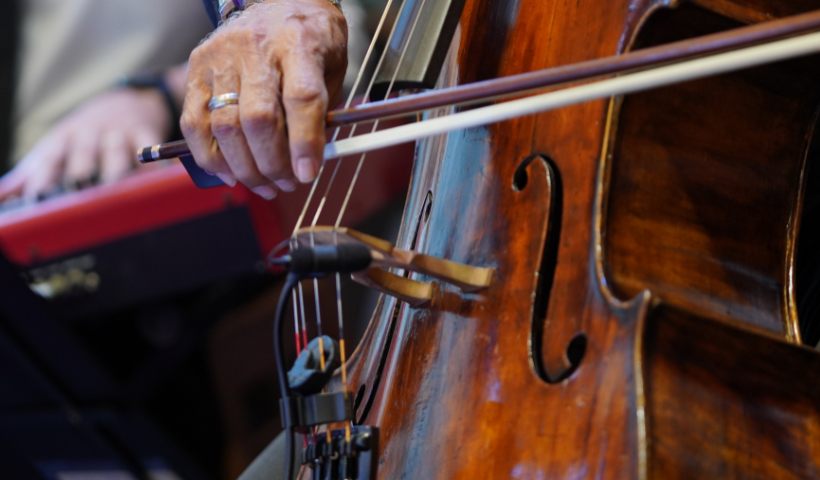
[138, 9, 820, 164]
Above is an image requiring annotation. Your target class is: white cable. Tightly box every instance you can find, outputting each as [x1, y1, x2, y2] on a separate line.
[324, 31, 820, 160]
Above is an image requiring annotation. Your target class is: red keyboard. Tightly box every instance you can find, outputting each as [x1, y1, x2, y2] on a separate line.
[0, 128, 413, 319]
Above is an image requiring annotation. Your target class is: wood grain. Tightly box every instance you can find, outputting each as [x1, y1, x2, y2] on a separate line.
[316, 0, 820, 478]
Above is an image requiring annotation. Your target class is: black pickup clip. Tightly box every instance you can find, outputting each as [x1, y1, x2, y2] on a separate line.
[280, 391, 353, 430]
[288, 336, 342, 396]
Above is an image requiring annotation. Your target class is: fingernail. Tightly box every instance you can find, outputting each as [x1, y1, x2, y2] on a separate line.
[296, 157, 317, 183]
[275, 179, 297, 192]
[252, 185, 277, 200]
[216, 173, 237, 187]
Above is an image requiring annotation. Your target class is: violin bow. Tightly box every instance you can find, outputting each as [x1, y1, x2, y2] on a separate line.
[138, 8, 820, 164]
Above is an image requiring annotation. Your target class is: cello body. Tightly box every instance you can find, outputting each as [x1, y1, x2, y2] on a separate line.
[333, 0, 820, 478]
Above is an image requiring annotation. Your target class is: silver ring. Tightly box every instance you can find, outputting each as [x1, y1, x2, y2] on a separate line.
[208, 93, 240, 112]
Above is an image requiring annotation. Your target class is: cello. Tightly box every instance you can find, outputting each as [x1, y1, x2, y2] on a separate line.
[160, 0, 820, 476]
[317, 0, 820, 477]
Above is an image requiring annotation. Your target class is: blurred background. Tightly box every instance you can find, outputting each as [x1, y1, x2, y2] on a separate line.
[0, 0, 410, 478]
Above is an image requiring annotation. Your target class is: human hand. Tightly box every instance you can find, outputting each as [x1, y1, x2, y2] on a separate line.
[180, 0, 348, 199]
[0, 87, 172, 202]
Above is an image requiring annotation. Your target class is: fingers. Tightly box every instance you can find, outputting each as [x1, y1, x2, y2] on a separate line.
[213, 101, 277, 196]
[181, 76, 232, 178]
[46, 126, 159, 192]
[64, 130, 99, 189]
[0, 165, 28, 202]
[214, 83, 283, 200]
[99, 132, 131, 184]
[281, 56, 328, 184]
[21, 136, 67, 201]
[98, 129, 151, 184]
[183, 68, 276, 196]
[239, 70, 292, 187]
[7, 125, 162, 204]
[180, 1, 349, 194]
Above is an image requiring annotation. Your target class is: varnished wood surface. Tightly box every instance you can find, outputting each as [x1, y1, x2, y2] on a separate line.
[319, 0, 820, 478]
[604, 2, 820, 339]
[327, 8, 820, 127]
[643, 305, 820, 479]
[692, 0, 820, 23]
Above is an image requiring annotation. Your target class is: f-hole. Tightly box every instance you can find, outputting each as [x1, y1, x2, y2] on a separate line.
[353, 383, 366, 412]
[797, 107, 820, 345]
[410, 191, 433, 251]
[514, 155, 584, 383]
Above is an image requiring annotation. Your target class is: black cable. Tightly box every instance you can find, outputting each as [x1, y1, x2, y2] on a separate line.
[273, 273, 301, 480]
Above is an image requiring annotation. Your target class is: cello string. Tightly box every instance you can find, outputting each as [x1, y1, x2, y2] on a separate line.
[287, 241, 308, 352]
[323, 29, 820, 161]
[335, 0, 430, 226]
[306, 0, 415, 336]
[293, 0, 403, 238]
[323, 0, 420, 442]
[298, 0, 414, 445]
[323, 0, 430, 443]
[297, 282, 309, 350]
[312, 0, 422, 443]
[310, 0, 412, 226]
[307, 231, 327, 375]
[286, 0, 401, 367]
[310, 0, 426, 231]
[291, 289, 303, 354]
[321, 0, 426, 362]
[302, 0, 408, 352]
[331, 0, 400, 144]
[303, 245, 333, 445]
[288, 0, 422, 445]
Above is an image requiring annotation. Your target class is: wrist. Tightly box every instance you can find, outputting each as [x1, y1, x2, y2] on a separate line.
[113, 72, 183, 141]
[218, 0, 246, 20]
[163, 64, 189, 109]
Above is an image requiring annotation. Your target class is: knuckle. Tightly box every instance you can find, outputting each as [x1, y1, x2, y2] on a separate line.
[241, 106, 278, 136]
[179, 121, 195, 139]
[283, 12, 311, 28]
[284, 80, 325, 105]
[188, 45, 207, 65]
[179, 111, 201, 137]
[243, 27, 267, 47]
[211, 115, 242, 138]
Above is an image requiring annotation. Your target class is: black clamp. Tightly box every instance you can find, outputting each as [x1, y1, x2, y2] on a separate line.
[280, 391, 352, 430]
